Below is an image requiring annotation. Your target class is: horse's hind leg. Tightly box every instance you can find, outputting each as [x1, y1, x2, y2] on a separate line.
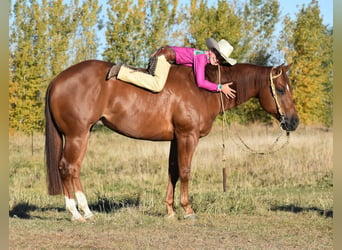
[60, 132, 93, 221]
[165, 140, 179, 217]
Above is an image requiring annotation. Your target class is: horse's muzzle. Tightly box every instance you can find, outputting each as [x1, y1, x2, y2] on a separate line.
[281, 115, 299, 131]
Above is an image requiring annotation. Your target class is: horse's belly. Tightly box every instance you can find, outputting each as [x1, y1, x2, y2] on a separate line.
[102, 114, 174, 141]
[102, 88, 176, 140]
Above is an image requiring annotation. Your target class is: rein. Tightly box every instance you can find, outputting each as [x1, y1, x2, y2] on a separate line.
[218, 65, 290, 155]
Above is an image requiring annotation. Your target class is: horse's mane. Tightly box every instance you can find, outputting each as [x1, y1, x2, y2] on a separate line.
[206, 63, 271, 104]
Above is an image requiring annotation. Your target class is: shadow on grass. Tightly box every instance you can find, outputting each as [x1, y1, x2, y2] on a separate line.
[270, 204, 333, 218]
[9, 196, 140, 219]
[9, 202, 65, 219]
[89, 196, 140, 213]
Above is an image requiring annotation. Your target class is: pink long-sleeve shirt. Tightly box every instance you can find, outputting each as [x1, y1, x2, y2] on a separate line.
[171, 46, 219, 92]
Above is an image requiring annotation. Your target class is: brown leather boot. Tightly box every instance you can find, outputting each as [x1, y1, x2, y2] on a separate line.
[148, 46, 175, 75]
[149, 46, 175, 63]
[106, 63, 122, 80]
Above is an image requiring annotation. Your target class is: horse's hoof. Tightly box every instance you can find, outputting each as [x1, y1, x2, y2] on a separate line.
[183, 213, 197, 220]
[84, 214, 95, 221]
[165, 213, 176, 219]
[71, 216, 86, 222]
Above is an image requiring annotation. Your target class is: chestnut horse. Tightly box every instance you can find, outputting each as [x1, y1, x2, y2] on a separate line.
[45, 60, 299, 221]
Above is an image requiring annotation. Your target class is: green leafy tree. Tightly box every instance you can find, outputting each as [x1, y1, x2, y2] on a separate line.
[72, 0, 102, 63]
[9, 0, 48, 132]
[46, 0, 80, 76]
[103, 0, 147, 66]
[279, 0, 333, 126]
[9, 0, 101, 133]
[242, 0, 280, 65]
[321, 28, 333, 128]
[185, 0, 244, 58]
[145, 0, 179, 52]
[103, 0, 179, 67]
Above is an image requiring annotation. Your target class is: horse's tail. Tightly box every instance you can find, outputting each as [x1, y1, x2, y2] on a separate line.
[45, 82, 63, 195]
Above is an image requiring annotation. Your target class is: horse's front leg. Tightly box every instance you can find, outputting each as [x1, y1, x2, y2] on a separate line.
[176, 133, 199, 219]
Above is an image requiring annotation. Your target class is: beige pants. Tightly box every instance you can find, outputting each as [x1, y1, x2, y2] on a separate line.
[117, 55, 171, 92]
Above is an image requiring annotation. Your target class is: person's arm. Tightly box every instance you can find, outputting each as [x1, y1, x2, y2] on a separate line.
[194, 54, 236, 98]
[193, 54, 220, 92]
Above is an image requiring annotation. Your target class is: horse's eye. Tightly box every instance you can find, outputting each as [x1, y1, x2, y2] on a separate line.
[277, 88, 285, 95]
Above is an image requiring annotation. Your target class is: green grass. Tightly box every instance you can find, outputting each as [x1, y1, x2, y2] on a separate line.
[9, 123, 333, 249]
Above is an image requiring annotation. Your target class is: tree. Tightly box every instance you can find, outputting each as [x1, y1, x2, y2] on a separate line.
[46, 0, 80, 76]
[185, 0, 244, 57]
[103, 0, 179, 67]
[103, 0, 147, 66]
[145, 0, 180, 52]
[9, 0, 48, 132]
[242, 0, 280, 65]
[321, 27, 333, 128]
[71, 0, 102, 63]
[279, 0, 333, 126]
[9, 0, 102, 133]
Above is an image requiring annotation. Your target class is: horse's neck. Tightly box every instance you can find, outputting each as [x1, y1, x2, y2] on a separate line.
[220, 64, 268, 110]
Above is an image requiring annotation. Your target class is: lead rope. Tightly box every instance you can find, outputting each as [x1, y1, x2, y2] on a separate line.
[218, 66, 290, 156]
[218, 66, 226, 161]
[218, 65, 228, 192]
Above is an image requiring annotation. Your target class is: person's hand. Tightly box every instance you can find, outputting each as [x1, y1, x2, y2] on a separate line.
[221, 82, 236, 98]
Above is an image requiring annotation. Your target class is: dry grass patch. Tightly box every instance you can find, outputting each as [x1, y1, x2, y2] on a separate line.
[9, 123, 332, 249]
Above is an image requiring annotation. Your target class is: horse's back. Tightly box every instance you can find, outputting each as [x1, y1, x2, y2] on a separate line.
[51, 60, 112, 83]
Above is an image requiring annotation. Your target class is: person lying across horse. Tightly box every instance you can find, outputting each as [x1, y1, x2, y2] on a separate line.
[106, 38, 237, 98]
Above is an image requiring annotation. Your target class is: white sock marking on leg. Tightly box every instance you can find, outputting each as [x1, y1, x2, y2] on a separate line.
[65, 196, 82, 220]
[75, 191, 93, 219]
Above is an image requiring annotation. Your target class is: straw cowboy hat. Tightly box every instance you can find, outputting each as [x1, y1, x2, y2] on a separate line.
[206, 38, 237, 65]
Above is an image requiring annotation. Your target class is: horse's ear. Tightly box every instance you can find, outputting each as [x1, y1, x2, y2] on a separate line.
[274, 64, 283, 74]
[283, 63, 292, 72]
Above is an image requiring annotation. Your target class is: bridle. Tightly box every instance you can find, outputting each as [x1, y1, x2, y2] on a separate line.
[269, 67, 288, 133]
[218, 65, 290, 155]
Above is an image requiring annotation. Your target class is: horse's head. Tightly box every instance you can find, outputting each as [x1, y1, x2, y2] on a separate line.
[259, 64, 299, 132]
